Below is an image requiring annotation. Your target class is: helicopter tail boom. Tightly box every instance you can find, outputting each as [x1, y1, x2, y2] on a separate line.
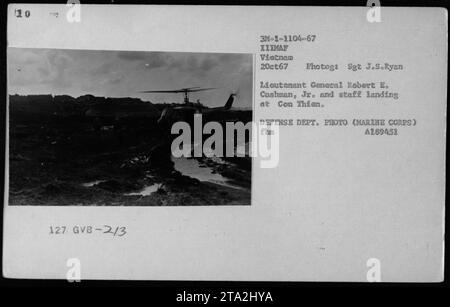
[224, 94, 235, 110]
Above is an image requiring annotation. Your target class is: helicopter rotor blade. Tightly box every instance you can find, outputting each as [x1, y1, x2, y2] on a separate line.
[181, 87, 201, 90]
[139, 90, 184, 93]
[187, 87, 217, 92]
[139, 87, 217, 93]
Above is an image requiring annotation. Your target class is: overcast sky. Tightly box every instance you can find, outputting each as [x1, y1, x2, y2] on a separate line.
[8, 48, 253, 108]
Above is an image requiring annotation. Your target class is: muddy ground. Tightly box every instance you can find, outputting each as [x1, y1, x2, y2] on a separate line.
[9, 112, 251, 206]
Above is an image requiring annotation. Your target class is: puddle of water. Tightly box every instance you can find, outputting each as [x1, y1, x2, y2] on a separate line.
[188, 140, 251, 158]
[171, 156, 244, 190]
[82, 180, 106, 187]
[124, 183, 162, 196]
[236, 142, 251, 156]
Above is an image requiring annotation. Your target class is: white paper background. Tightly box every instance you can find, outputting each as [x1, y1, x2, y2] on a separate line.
[3, 5, 447, 281]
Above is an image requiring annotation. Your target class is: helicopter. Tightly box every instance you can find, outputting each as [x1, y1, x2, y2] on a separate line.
[138, 87, 237, 126]
[83, 86, 239, 131]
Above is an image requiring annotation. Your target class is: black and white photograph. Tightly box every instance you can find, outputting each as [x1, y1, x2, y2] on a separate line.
[7, 48, 253, 206]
